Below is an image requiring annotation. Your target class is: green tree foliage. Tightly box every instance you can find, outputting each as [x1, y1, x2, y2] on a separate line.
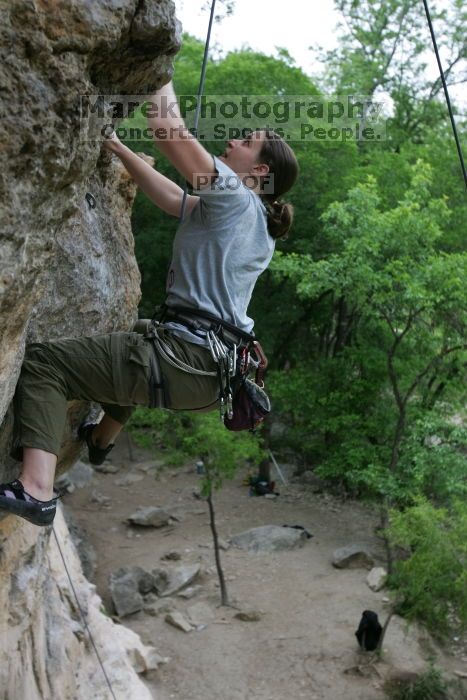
[387, 498, 467, 637]
[384, 663, 451, 700]
[127, 407, 264, 489]
[314, 0, 467, 141]
[271, 161, 467, 503]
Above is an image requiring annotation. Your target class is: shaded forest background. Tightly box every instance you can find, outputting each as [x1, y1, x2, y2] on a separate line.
[122, 0, 467, 641]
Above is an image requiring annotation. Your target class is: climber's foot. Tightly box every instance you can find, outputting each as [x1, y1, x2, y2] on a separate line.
[0, 480, 59, 526]
[78, 422, 115, 466]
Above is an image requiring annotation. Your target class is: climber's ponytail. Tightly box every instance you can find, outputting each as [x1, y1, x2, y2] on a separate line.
[257, 129, 299, 240]
[262, 200, 294, 240]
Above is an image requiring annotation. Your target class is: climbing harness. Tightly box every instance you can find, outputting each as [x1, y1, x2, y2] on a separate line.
[145, 305, 270, 429]
[422, 0, 467, 191]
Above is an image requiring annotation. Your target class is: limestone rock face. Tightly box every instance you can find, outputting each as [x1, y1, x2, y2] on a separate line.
[0, 508, 166, 699]
[0, 0, 181, 432]
[0, 1, 181, 697]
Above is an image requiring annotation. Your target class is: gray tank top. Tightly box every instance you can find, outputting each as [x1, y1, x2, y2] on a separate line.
[164, 156, 274, 345]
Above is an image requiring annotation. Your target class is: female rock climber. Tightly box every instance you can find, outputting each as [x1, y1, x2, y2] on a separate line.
[0, 80, 299, 526]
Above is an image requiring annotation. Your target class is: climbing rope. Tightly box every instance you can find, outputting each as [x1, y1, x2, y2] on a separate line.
[179, 0, 218, 220]
[52, 527, 118, 700]
[422, 0, 467, 190]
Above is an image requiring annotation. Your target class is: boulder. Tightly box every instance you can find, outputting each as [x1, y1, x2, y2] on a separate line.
[109, 566, 157, 617]
[143, 596, 176, 618]
[367, 567, 388, 591]
[152, 564, 201, 597]
[177, 585, 204, 600]
[127, 506, 172, 528]
[332, 545, 374, 569]
[230, 525, 309, 553]
[165, 612, 193, 633]
[55, 461, 95, 493]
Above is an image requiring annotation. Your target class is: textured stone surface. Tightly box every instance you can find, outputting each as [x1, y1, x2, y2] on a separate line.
[109, 567, 145, 617]
[0, 507, 162, 699]
[0, 0, 181, 469]
[367, 566, 388, 591]
[234, 609, 264, 622]
[165, 611, 194, 633]
[55, 460, 95, 493]
[153, 563, 201, 597]
[128, 505, 172, 527]
[332, 544, 375, 570]
[0, 1, 181, 696]
[230, 524, 309, 553]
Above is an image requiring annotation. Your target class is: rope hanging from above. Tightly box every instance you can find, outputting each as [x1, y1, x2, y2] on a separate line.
[179, 0, 218, 220]
[422, 0, 467, 191]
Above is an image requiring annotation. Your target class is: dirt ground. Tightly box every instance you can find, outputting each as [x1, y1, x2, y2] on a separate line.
[63, 435, 467, 700]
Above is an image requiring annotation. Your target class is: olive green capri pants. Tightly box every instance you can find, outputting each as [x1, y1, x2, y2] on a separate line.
[11, 330, 219, 460]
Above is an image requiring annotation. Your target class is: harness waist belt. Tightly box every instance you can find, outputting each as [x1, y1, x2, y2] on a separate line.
[161, 305, 255, 348]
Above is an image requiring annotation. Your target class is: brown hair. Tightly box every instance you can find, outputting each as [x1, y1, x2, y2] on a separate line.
[257, 129, 299, 240]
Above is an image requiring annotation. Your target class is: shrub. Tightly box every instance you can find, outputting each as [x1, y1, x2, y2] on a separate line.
[386, 499, 467, 638]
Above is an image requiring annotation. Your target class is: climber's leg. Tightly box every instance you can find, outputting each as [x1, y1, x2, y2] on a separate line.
[11, 333, 150, 465]
[91, 413, 126, 447]
[11, 343, 70, 463]
[19, 448, 57, 500]
[77, 410, 132, 466]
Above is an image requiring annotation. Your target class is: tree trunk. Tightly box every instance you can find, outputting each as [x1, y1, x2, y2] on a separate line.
[389, 408, 406, 473]
[206, 490, 229, 606]
[376, 610, 394, 655]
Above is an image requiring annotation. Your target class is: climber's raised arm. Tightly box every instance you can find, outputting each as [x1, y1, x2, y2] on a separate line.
[146, 80, 216, 188]
[102, 132, 198, 217]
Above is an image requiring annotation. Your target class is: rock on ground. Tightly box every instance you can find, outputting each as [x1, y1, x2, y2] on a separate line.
[367, 567, 388, 591]
[165, 611, 194, 633]
[332, 544, 375, 569]
[127, 506, 172, 528]
[229, 524, 309, 553]
[55, 461, 95, 493]
[109, 566, 158, 617]
[153, 564, 201, 597]
[234, 610, 264, 622]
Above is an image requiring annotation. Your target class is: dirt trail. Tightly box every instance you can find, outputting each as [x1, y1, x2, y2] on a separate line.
[63, 436, 464, 700]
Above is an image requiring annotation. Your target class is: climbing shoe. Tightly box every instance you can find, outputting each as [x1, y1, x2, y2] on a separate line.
[0, 479, 59, 526]
[78, 422, 114, 466]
